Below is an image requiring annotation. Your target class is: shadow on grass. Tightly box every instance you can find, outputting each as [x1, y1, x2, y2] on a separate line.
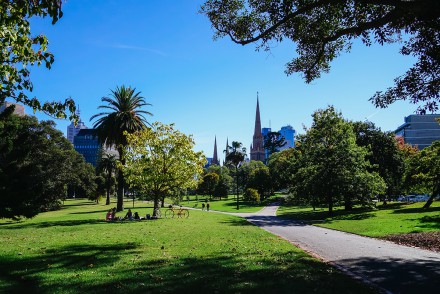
[392, 206, 440, 214]
[1, 218, 167, 230]
[0, 243, 374, 294]
[278, 207, 375, 224]
[337, 256, 440, 294]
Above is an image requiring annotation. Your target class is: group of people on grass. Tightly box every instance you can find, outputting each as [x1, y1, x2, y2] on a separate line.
[105, 203, 211, 221]
[105, 208, 142, 221]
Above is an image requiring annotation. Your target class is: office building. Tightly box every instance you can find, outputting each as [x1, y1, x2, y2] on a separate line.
[395, 114, 440, 149]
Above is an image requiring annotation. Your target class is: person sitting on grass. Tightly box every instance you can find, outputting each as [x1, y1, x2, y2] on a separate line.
[124, 209, 133, 220]
[105, 209, 112, 221]
[111, 207, 117, 220]
[134, 212, 141, 220]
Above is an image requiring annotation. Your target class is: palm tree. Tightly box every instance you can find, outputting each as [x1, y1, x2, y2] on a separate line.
[91, 85, 152, 211]
[97, 153, 117, 205]
[224, 141, 246, 210]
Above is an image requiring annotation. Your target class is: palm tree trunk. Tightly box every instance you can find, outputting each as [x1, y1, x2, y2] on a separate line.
[106, 174, 111, 205]
[116, 148, 124, 212]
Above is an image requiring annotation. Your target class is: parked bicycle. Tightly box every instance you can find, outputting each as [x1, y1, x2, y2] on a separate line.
[165, 206, 189, 218]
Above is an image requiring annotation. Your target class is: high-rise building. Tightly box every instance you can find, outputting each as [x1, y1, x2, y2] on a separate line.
[395, 114, 440, 149]
[250, 94, 265, 162]
[67, 107, 88, 144]
[73, 129, 100, 166]
[0, 102, 25, 116]
[278, 125, 296, 150]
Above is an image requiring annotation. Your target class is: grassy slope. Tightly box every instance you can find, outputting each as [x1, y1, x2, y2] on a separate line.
[278, 202, 440, 237]
[0, 199, 375, 293]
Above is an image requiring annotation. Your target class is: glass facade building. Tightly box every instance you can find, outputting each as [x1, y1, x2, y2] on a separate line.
[395, 114, 440, 149]
[74, 129, 100, 166]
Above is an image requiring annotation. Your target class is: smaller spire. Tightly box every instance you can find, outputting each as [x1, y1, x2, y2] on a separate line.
[213, 136, 218, 165]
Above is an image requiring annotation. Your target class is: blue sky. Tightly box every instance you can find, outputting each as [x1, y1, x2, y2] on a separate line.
[23, 0, 421, 163]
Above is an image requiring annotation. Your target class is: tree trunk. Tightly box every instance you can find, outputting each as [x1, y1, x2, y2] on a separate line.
[153, 194, 160, 217]
[344, 197, 353, 210]
[328, 196, 333, 215]
[423, 189, 438, 209]
[106, 175, 111, 205]
[116, 148, 125, 212]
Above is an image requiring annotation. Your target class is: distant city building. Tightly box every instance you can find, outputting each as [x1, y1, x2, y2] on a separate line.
[395, 114, 440, 149]
[204, 158, 213, 168]
[250, 94, 265, 162]
[278, 125, 296, 150]
[261, 127, 271, 159]
[0, 102, 25, 116]
[67, 107, 88, 144]
[74, 129, 100, 166]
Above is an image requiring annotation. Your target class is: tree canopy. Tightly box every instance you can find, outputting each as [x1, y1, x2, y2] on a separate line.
[291, 106, 385, 213]
[1, 0, 77, 120]
[0, 114, 94, 218]
[201, 0, 440, 113]
[122, 122, 206, 216]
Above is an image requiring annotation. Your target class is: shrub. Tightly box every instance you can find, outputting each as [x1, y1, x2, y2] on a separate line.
[243, 188, 260, 203]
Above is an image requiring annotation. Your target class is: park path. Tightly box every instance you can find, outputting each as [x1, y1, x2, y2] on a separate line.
[211, 203, 440, 294]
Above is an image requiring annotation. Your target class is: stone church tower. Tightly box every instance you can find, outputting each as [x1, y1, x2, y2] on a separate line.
[250, 94, 265, 162]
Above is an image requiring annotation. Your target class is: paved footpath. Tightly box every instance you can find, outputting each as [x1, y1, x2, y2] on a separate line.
[218, 204, 440, 294]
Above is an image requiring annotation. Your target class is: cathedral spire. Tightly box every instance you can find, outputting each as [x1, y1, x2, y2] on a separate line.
[213, 136, 219, 165]
[254, 92, 262, 136]
[250, 92, 265, 162]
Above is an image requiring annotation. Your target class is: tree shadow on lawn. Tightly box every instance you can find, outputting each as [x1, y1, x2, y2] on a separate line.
[279, 207, 375, 224]
[407, 215, 440, 230]
[336, 256, 440, 294]
[1, 217, 174, 230]
[0, 244, 374, 294]
[391, 206, 440, 214]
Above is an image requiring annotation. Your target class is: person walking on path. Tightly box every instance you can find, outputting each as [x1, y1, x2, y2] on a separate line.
[206, 203, 210, 211]
[202, 203, 205, 211]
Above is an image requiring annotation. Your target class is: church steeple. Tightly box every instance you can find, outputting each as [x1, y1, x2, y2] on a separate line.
[213, 136, 219, 165]
[250, 92, 265, 162]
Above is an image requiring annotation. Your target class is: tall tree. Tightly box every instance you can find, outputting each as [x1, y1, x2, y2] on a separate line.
[268, 148, 300, 191]
[201, 0, 440, 113]
[97, 153, 117, 205]
[263, 131, 287, 158]
[292, 106, 385, 213]
[404, 141, 440, 208]
[352, 121, 405, 202]
[122, 122, 206, 217]
[0, 114, 93, 218]
[1, 0, 77, 120]
[198, 173, 220, 199]
[225, 141, 246, 210]
[91, 85, 152, 211]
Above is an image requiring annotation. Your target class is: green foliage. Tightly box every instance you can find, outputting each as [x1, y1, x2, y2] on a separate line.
[352, 121, 405, 199]
[243, 188, 260, 203]
[198, 173, 219, 199]
[91, 85, 152, 211]
[245, 161, 271, 199]
[201, 0, 440, 113]
[268, 148, 301, 191]
[0, 0, 77, 120]
[404, 141, 440, 208]
[0, 114, 94, 218]
[290, 106, 386, 213]
[123, 122, 206, 216]
[97, 153, 117, 205]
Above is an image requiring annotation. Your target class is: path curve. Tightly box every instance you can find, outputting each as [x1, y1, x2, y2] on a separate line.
[215, 203, 440, 294]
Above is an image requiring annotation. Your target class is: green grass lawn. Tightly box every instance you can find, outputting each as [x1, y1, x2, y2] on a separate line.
[0, 199, 375, 293]
[278, 201, 440, 237]
[178, 194, 280, 213]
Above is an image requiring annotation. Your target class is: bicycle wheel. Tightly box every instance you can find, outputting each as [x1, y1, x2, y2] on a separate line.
[181, 209, 189, 218]
[165, 209, 174, 219]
